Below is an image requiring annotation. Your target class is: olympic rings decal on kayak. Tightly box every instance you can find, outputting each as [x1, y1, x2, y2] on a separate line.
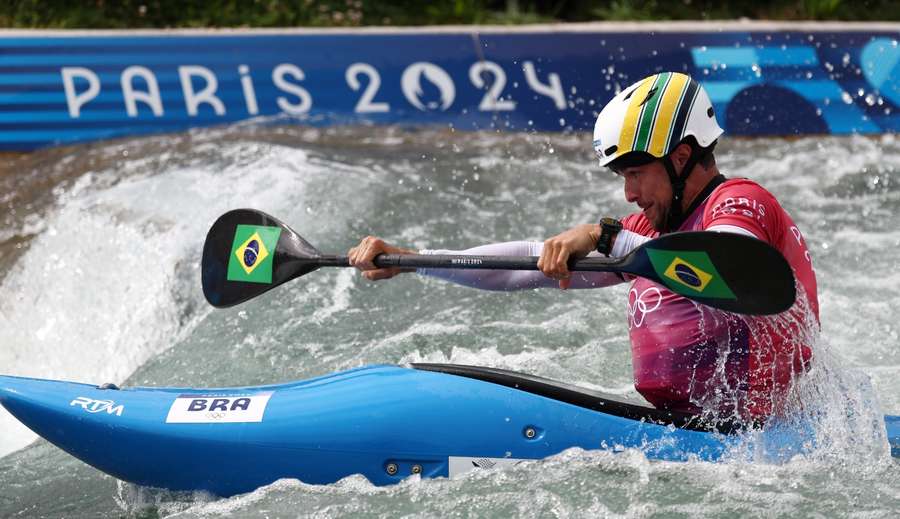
[628, 286, 662, 328]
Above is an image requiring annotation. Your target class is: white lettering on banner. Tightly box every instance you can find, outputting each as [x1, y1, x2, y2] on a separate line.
[522, 61, 566, 110]
[122, 66, 163, 117]
[401, 62, 455, 111]
[58, 61, 568, 121]
[61, 67, 101, 118]
[166, 392, 273, 424]
[70, 396, 125, 416]
[273, 63, 313, 115]
[469, 61, 515, 111]
[239, 64, 259, 115]
[346, 63, 389, 113]
[178, 65, 226, 116]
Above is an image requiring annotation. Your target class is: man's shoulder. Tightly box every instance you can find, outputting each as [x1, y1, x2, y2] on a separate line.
[712, 178, 778, 201]
[621, 212, 656, 236]
[704, 177, 788, 242]
[707, 177, 783, 216]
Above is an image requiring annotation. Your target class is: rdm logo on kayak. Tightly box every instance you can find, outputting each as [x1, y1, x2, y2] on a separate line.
[70, 396, 125, 416]
[165, 392, 273, 424]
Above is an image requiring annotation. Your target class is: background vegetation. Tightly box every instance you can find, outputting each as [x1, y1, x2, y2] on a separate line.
[1, 0, 898, 28]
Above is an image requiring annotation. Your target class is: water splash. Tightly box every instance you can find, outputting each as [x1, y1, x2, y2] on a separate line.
[1, 128, 899, 517]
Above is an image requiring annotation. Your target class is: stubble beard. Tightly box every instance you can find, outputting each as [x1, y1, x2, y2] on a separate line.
[650, 202, 670, 233]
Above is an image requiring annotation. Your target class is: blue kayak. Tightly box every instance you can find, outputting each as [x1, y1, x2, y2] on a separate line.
[2, 363, 899, 497]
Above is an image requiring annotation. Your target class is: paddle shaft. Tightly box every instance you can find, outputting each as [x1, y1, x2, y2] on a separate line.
[202, 209, 796, 313]
[316, 253, 622, 272]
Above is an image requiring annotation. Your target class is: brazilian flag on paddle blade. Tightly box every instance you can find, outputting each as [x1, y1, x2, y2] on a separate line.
[226, 225, 282, 284]
[645, 249, 736, 300]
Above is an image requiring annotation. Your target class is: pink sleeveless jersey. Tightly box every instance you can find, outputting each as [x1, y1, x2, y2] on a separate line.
[622, 179, 819, 420]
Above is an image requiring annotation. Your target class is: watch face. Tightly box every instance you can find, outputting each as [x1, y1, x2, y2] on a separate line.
[601, 217, 622, 230]
[597, 218, 621, 255]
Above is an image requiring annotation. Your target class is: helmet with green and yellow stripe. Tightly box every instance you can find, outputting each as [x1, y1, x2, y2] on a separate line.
[592, 72, 724, 231]
[592, 72, 722, 169]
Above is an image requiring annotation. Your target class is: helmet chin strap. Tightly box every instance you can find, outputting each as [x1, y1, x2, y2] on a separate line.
[661, 146, 706, 233]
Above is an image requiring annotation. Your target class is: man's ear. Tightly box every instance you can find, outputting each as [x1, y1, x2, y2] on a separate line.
[670, 143, 693, 174]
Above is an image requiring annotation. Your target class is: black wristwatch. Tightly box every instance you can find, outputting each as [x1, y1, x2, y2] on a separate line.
[596, 217, 623, 256]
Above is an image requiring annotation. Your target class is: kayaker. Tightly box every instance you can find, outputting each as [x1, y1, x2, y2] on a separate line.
[349, 72, 819, 424]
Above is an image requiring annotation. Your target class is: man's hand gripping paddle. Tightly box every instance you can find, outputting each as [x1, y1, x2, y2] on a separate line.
[201, 209, 795, 315]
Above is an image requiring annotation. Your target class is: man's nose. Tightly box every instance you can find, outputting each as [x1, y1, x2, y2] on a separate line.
[624, 180, 638, 203]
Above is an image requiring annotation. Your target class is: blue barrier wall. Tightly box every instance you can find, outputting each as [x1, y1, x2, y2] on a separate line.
[0, 24, 898, 151]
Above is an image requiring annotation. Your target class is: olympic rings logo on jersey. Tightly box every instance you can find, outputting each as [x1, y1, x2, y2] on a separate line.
[628, 287, 662, 328]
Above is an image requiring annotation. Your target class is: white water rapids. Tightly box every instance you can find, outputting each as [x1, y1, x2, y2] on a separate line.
[0, 127, 898, 517]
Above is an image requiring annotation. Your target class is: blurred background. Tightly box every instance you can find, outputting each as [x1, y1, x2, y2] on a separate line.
[1, 0, 899, 27]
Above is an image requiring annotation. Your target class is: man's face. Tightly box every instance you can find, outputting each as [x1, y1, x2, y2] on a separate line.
[615, 160, 672, 232]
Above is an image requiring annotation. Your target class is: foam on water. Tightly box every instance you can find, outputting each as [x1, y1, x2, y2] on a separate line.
[110, 445, 900, 518]
[0, 128, 898, 517]
[0, 135, 331, 456]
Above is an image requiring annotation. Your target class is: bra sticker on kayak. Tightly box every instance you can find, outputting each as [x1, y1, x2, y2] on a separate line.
[165, 392, 274, 424]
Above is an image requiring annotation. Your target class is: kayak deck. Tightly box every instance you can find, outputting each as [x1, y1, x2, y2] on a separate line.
[1, 364, 898, 496]
[413, 363, 746, 433]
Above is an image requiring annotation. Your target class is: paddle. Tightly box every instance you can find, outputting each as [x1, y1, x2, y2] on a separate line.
[201, 209, 796, 315]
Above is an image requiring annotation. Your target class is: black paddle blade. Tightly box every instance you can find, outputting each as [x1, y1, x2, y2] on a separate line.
[621, 231, 796, 315]
[201, 209, 322, 308]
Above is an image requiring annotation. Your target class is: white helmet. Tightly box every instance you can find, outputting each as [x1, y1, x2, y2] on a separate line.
[592, 72, 723, 168]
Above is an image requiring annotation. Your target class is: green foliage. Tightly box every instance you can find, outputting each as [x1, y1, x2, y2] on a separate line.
[802, 0, 843, 19]
[0, 0, 895, 28]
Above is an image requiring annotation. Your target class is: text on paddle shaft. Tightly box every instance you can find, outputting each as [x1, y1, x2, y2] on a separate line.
[451, 258, 484, 265]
